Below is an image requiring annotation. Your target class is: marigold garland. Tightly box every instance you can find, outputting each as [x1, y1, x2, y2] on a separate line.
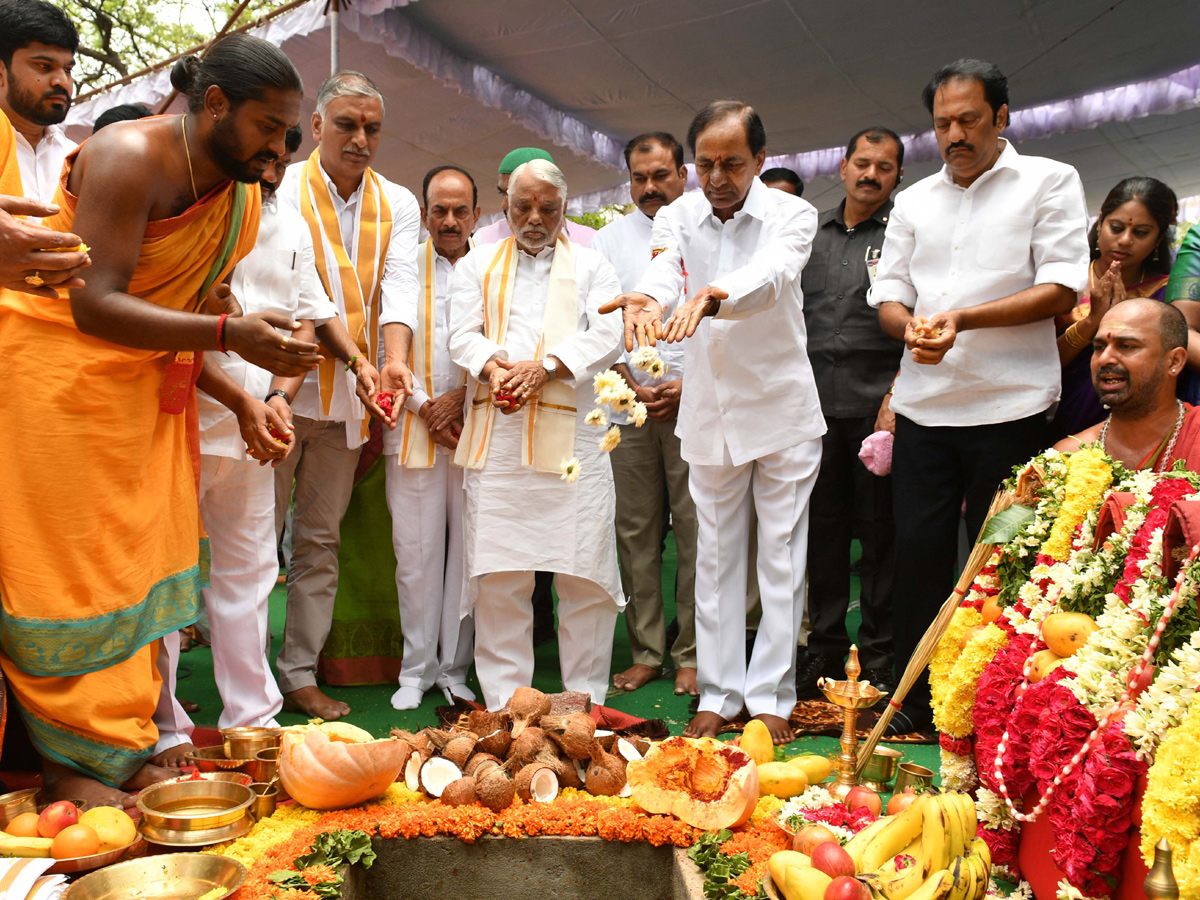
[1041, 448, 1113, 561]
[1140, 696, 1200, 898]
[929, 607, 982, 724]
[932, 623, 1009, 738]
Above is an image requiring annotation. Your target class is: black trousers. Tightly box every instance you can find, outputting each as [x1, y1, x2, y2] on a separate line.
[807, 414, 895, 670]
[891, 411, 1046, 727]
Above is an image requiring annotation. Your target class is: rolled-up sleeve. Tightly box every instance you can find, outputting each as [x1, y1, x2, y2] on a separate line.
[549, 254, 623, 386]
[634, 209, 686, 304]
[448, 253, 507, 377]
[711, 200, 817, 320]
[1030, 165, 1089, 293]
[867, 195, 917, 310]
[377, 186, 421, 331]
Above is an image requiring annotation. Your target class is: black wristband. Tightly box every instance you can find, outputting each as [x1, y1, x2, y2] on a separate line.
[264, 389, 291, 405]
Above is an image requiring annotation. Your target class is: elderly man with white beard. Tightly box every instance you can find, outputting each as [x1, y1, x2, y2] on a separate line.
[448, 158, 625, 710]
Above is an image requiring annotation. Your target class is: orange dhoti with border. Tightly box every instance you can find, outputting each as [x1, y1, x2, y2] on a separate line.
[0, 144, 260, 786]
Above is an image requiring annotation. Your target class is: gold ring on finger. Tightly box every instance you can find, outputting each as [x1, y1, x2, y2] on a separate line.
[280, 339, 288, 350]
[25, 272, 44, 286]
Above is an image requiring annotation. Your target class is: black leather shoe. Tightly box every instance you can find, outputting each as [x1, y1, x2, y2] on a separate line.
[861, 667, 895, 698]
[885, 706, 935, 738]
[795, 652, 841, 701]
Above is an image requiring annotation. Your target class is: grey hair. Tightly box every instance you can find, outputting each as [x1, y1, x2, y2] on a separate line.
[507, 158, 568, 202]
[315, 70, 385, 118]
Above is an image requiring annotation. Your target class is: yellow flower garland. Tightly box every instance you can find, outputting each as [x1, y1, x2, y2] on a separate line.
[1041, 448, 1113, 561]
[1140, 699, 1200, 897]
[932, 623, 1009, 738]
[930, 607, 982, 724]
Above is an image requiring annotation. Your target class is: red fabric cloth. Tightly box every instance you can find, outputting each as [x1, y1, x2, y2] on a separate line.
[1165, 404, 1200, 472]
[1161, 499, 1200, 584]
[1093, 492, 1137, 550]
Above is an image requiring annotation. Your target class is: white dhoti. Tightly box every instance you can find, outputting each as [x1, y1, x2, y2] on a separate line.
[463, 408, 624, 711]
[689, 437, 822, 721]
[384, 452, 472, 694]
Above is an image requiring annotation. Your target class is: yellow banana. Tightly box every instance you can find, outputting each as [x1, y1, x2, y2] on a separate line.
[905, 869, 956, 900]
[768, 851, 812, 888]
[877, 851, 933, 900]
[939, 793, 965, 862]
[952, 791, 978, 842]
[952, 856, 975, 900]
[845, 815, 893, 871]
[919, 795, 952, 873]
[783, 865, 833, 900]
[966, 853, 991, 900]
[862, 795, 930, 873]
[0, 835, 53, 858]
[969, 837, 991, 875]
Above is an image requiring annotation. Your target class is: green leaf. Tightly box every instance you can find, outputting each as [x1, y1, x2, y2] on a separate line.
[980, 504, 1036, 545]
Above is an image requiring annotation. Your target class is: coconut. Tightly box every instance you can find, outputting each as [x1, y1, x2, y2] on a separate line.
[404, 753, 423, 792]
[507, 726, 548, 766]
[585, 745, 626, 796]
[464, 752, 502, 778]
[441, 734, 478, 769]
[614, 737, 643, 769]
[423, 729, 456, 753]
[593, 729, 617, 752]
[508, 686, 552, 738]
[515, 764, 560, 803]
[533, 744, 582, 789]
[440, 776, 478, 807]
[478, 728, 512, 758]
[541, 713, 597, 760]
[466, 709, 508, 737]
[477, 764, 516, 812]
[419, 757, 463, 798]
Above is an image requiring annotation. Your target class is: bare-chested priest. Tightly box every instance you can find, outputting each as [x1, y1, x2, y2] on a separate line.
[0, 35, 316, 808]
[1056, 299, 1200, 471]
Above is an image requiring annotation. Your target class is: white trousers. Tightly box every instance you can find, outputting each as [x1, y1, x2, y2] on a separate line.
[474, 570, 617, 711]
[689, 438, 822, 721]
[384, 453, 473, 691]
[154, 455, 284, 749]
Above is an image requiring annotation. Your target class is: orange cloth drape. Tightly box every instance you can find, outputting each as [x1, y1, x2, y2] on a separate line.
[0, 147, 260, 786]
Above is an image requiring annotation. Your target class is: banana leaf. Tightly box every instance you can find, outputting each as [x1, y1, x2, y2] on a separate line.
[979, 503, 1035, 546]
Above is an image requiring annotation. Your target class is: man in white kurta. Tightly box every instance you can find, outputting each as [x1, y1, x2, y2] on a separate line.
[448, 159, 624, 711]
[473, 148, 596, 248]
[384, 165, 478, 711]
[605, 102, 824, 743]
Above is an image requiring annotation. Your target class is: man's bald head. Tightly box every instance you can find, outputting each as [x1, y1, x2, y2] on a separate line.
[1092, 299, 1188, 417]
[1101, 298, 1188, 353]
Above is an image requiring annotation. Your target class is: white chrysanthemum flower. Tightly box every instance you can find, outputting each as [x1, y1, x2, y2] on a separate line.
[593, 370, 622, 396]
[560, 457, 581, 483]
[598, 426, 621, 453]
[630, 346, 660, 372]
[647, 358, 667, 378]
[584, 408, 607, 427]
[609, 386, 636, 412]
[939, 747, 977, 792]
[631, 402, 648, 427]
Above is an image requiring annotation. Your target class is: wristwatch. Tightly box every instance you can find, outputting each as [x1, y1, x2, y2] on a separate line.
[542, 357, 558, 381]
[264, 389, 292, 405]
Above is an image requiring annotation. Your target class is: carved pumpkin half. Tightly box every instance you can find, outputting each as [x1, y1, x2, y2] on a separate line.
[279, 727, 410, 810]
[625, 736, 759, 830]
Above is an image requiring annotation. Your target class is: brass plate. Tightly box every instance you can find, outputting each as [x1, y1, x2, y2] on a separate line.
[184, 746, 253, 773]
[46, 838, 142, 875]
[138, 812, 253, 848]
[137, 780, 253, 832]
[63, 852, 246, 900]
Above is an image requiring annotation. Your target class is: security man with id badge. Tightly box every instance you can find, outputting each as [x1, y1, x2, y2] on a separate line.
[794, 126, 906, 702]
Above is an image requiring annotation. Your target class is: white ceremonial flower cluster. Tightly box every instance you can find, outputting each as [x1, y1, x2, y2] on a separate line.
[777, 786, 839, 816]
[598, 425, 621, 453]
[560, 457, 580, 483]
[591, 369, 649, 431]
[584, 408, 607, 428]
[975, 787, 1020, 832]
[939, 746, 978, 792]
[1062, 594, 1149, 715]
[593, 370, 633, 407]
[1055, 878, 1101, 900]
[1123, 629, 1200, 760]
[988, 878, 1032, 900]
[630, 346, 669, 379]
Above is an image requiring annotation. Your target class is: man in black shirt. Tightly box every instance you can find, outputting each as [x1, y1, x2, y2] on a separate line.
[796, 127, 905, 699]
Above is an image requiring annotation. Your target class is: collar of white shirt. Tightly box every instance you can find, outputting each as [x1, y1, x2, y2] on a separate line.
[695, 175, 771, 226]
[937, 138, 1018, 188]
[316, 157, 364, 211]
[13, 122, 69, 153]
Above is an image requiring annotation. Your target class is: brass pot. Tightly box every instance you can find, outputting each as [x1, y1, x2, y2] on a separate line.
[136, 780, 254, 832]
[252, 746, 279, 784]
[221, 726, 281, 761]
[860, 746, 903, 793]
[248, 782, 278, 821]
[62, 851, 246, 899]
[0, 788, 38, 830]
[893, 762, 936, 794]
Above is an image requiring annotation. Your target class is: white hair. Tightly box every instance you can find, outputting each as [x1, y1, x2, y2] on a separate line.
[315, 71, 385, 117]
[507, 158, 568, 202]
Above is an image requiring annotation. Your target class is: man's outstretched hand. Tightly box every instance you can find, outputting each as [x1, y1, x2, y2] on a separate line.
[598, 291, 664, 351]
[662, 286, 726, 342]
[0, 195, 90, 299]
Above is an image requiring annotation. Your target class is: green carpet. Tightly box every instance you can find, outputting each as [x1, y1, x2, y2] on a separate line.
[174, 537, 940, 776]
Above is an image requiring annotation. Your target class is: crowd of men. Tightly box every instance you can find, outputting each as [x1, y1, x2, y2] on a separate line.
[3, 0, 1199, 808]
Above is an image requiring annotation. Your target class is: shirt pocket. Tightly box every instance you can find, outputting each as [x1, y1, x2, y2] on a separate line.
[802, 261, 828, 294]
[975, 215, 1034, 271]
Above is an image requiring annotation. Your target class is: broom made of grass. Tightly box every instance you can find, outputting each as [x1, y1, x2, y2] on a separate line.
[855, 487, 1015, 773]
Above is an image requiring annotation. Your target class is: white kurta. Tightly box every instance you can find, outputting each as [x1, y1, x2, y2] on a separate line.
[447, 240, 625, 610]
[14, 124, 74, 207]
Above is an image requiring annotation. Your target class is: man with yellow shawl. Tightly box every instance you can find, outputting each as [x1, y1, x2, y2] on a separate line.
[0, 35, 315, 808]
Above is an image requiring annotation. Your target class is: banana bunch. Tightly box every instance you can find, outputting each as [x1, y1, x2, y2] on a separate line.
[858, 792, 991, 900]
[0, 834, 53, 858]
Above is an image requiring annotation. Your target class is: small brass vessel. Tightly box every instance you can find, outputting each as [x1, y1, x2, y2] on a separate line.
[860, 746, 903, 793]
[1145, 838, 1180, 900]
[819, 645, 888, 801]
[221, 726, 281, 761]
[185, 745, 253, 773]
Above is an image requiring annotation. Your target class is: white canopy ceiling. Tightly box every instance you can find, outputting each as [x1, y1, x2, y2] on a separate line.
[67, 0, 1200, 217]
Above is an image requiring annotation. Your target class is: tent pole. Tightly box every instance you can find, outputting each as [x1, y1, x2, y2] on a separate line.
[330, 3, 340, 74]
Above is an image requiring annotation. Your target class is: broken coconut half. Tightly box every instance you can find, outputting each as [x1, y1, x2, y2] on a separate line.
[515, 764, 560, 803]
[419, 757, 463, 798]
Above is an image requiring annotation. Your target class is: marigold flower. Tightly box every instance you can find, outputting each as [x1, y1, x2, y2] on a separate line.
[560, 457, 581, 482]
[301, 864, 339, 885]
[599, 426, 621, 453]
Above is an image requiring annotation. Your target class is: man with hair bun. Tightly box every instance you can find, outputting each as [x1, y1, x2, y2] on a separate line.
[0, 33, 316, 807]
[274, 69, 421, 720]
[448, 158, 624, 711]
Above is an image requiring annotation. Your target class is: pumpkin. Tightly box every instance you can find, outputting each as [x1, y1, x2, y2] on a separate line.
[625, 736, 759, 830]
[278, 728, 410, 810]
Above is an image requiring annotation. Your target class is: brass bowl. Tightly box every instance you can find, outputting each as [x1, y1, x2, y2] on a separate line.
[252, 746, 279, 784]
[221, 726, 280, 761]
[185, 746, 253, 773]
[164, 772, 253, 787]
[62, 851, 246, 900]
[137, 779, 254, 832]
[893, 762, 936, 794]
[47, 838, 142, 875]
[248, 782, 278, 820]
[861, 746, 903, 792]
[138, 813, 253, 848]
[0, 788, 38, 829]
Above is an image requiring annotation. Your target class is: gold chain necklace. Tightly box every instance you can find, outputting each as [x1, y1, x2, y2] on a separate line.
[181, 115, 198, 203]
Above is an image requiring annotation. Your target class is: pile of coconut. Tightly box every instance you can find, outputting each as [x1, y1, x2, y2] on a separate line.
[389, 687, 648, 811]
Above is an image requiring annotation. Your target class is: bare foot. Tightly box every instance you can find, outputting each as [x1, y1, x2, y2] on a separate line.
[123, 763, 182, 793]
[283, 686, 350, 720]
[752, 713, 794, 745]
[180, 699, 201, 714]
[612, 663, 661, 692]
[673, 667, 699, 697]
[42, 760, 134, 809]
[151, 742, 195, 769]
[683, 710, 727, 738]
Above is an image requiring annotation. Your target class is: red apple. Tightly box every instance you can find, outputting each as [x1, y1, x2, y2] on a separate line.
[824, 875, 870, 900]
[811, 841, 857, 879]
[845, 785, 882, 817]
[794, 823, 839, 855]
[886, 787, 918, 816]
[37, 801, 78, 838]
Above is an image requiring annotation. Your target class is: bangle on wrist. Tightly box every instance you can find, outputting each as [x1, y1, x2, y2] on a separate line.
[345, 355, 359, 372]
[1063, 322, 1091, 350]
[216, 313, 229, 353]
[264, 389, 291, 405]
